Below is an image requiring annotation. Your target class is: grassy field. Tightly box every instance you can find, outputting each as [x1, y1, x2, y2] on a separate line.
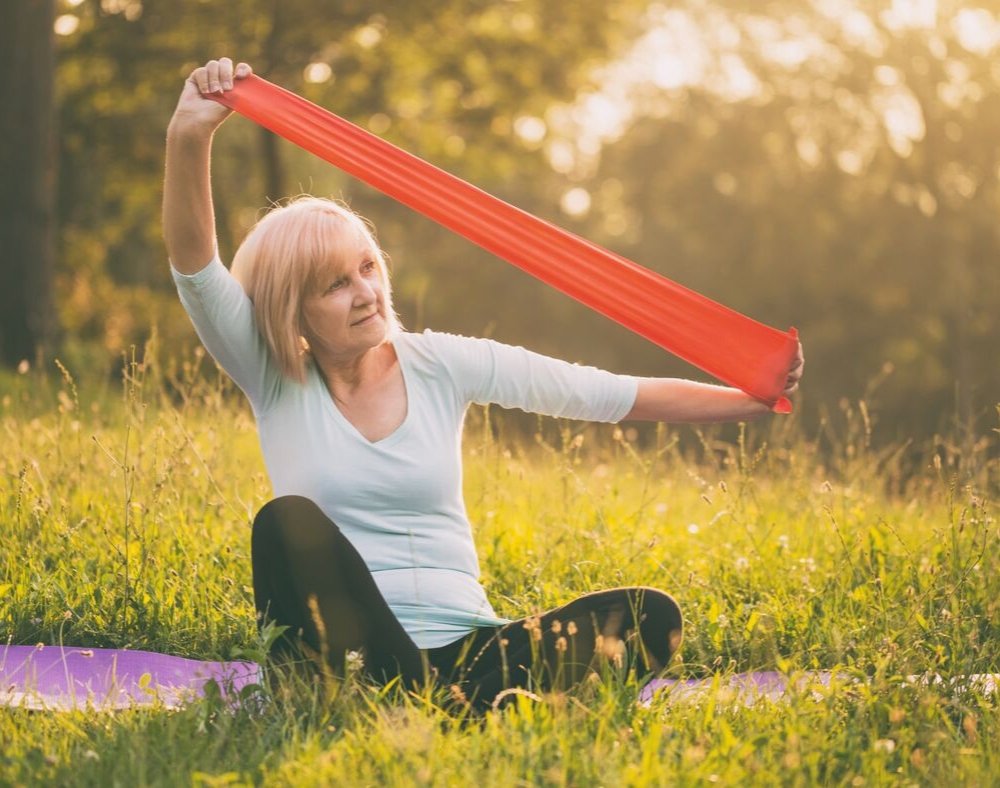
[1, 354, 997, 786]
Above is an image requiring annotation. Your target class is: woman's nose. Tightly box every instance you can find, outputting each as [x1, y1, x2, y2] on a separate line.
[353, 277, 377, 303]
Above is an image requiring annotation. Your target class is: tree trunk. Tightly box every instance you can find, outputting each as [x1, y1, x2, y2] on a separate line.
[0, 0, 57, 366]
[260, 125, 286, 202]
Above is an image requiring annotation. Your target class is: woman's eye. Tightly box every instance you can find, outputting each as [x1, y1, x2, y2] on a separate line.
[362, 260, 376, 273]
[326, 279, 345, 293]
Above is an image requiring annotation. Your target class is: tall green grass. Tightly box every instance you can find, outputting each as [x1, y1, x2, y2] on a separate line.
[1, 350, 997, 786]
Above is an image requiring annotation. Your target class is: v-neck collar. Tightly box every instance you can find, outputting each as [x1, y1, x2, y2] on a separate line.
[314, 338, 412, 448]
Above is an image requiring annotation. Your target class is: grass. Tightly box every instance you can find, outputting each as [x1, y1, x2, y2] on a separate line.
[1, 349, 997, 787]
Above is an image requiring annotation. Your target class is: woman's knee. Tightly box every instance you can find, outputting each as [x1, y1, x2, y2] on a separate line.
[631, 587, 683, 632]
[252, 495, 338, 552]
[591, 587, 683, 655]
[628, 587, 683, 666]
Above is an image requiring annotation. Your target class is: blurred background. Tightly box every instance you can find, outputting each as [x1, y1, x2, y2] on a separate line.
[2, 0, 998, 451]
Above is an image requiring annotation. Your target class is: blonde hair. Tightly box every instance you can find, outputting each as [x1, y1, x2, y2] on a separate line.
[230, 197, 401, 383]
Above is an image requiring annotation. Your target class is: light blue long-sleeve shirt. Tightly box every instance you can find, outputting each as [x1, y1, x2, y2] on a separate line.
[173, 257, 638, 648]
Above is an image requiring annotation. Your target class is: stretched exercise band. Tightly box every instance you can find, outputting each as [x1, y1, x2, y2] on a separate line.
[214, 76, 798, 411]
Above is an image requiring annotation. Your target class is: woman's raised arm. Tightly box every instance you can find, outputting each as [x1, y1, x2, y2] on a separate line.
[163, 58, 252, 274]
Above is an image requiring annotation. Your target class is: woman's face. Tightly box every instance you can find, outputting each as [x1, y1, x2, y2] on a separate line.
[300, 234, 388, 362]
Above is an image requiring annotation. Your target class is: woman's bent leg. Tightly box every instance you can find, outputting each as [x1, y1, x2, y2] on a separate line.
[251, 495, 426, 686]
[429, 587, 682, 710]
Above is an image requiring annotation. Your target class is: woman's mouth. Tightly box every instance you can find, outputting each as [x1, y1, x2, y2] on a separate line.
[351, 312, 378, 326]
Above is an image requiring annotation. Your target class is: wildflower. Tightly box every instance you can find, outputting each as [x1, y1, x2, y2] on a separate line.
[963, 714, 978, 742]
[874, 739, 896, 754]
[777, 534, 790, 550]
[345, 650, 364, 672]
[684, 745, 706, 763]
[687, 523, 700, 534]
[17, 360, 29, 374]
[735, 557, 750, 571]
[716, 614, 729, 629]
[550, 619, 562, 634]
[566, 621, 577, 636]
[555, 637, 567, 653]
[450, 684, 468, 704]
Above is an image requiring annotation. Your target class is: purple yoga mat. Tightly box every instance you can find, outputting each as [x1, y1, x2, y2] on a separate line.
[638, 670, 998, 706]
[0, 645, 260, 710]
[3, 646, 994, 711]
[638, 671, 834, 706]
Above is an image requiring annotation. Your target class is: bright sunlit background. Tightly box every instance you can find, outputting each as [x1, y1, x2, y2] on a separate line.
[7, 0, 1000, 449]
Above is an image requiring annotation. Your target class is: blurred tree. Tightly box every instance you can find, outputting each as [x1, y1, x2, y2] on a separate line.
[541, 0, 1000, 442]
[0, 0, 57, 366]
[40, 0, 1000, 445]
[50, 0, 645, 365]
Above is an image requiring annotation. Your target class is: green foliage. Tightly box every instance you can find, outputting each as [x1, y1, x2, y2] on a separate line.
[1, 356, 997, 785]
[48, 1, 1000, 443]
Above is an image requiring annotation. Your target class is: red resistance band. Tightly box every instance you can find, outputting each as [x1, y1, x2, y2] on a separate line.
[214, 76, 797, 412]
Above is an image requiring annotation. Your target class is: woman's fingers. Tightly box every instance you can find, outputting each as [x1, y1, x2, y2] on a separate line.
[218, 57, 233, 89]
[190, 58, 246, 95]
[782, 342, 804, 394]
[206, 59, 222, 93]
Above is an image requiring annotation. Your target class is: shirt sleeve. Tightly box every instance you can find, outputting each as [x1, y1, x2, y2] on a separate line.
[171, 256, 282, 410]
[424, 330, 638, 423]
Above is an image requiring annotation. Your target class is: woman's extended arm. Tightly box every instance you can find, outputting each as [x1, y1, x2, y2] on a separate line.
[623, 341, 804, 423]
[163, 58, 251, 273]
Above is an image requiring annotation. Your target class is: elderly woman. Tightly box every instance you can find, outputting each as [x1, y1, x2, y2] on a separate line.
[164, 59, 802, 709]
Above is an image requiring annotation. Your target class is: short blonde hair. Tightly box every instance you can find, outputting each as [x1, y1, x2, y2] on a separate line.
[230, 197, 401, 383]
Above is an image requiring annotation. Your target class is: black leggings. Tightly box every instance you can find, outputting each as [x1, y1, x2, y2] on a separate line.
[251, 496, 683, 709]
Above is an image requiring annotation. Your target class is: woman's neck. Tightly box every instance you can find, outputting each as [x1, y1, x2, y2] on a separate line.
[313, 341, 396, 401]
